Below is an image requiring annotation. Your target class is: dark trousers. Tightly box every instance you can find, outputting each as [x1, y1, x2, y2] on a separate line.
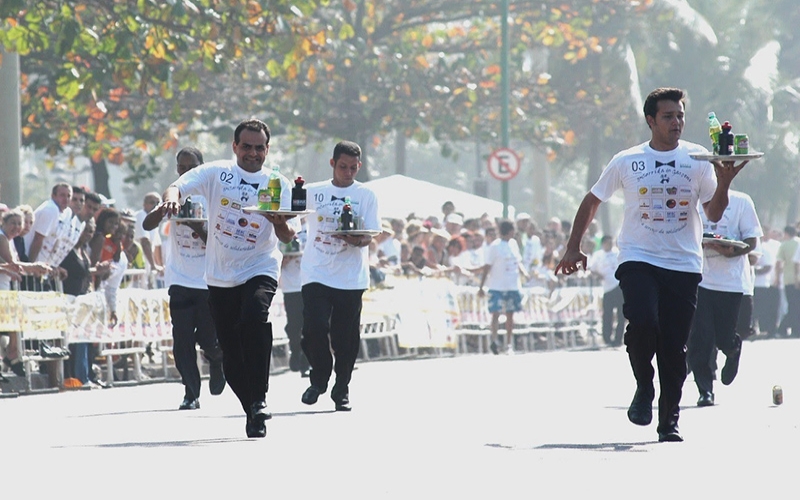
[207, 275, 277, 414]
[753, 287, 779, 336]
[283, 291, 309, 372]
[687, 287, 743, 394]
[779, 286, 800, 336]
[169, 285, 222, 401]
[602, 286, 625, 346]
[301, 282, 364, 396]
[616, 261, 701, 429]
[736, 294, 754, 340]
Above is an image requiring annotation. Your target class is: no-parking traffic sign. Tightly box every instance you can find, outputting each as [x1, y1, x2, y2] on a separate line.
[487, 148, 521, 181]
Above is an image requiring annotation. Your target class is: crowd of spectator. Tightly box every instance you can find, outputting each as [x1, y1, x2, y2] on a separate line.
[0, 183, 162, 385]
[2, 183, 798, 383]
[368, 200, 582, 292]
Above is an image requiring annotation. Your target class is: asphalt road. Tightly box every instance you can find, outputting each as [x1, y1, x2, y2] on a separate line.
[3, 338, 798, 499]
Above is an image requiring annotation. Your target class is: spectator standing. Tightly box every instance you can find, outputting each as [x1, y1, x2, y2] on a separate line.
[300, 141, 381, 412]
[143, 147, 226, 410]
[134, 191, 164, 282]
[478, 220, 528, 355]
[444, 212, 464, 237]
[555, 87, 747, 442]
[588, 235, 625, 346]
[159, 119, 296, 438]
[0, 209, 52, 376]
[278, 222, 310, 377]
[26, 183, 80, 281]
[776, 226, 800, 336]
[58, 218, 109, 386]
[82, 191, 102, 221]
[687, 190, 761, 407]
[753, 229, 779, 337]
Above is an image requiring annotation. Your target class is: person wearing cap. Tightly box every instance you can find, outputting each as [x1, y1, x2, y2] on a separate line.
[515, 212, 532, 248]
[376, 220, 400, 267]
[444, 212, 464, 236]
[425, 227, 451, 269]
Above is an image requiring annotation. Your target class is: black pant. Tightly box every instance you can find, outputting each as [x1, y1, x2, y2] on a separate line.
[301, 282, 364, 395]
[602, 286, 625, 346]
[753, 287, 779, 336]
[779, 286, 800, 336]
[616, 261, 701, 429]
[736, 294, 754, 340]
[207, 275, 277, 414]
[687, 287, 743, 394]
[283, 291, 309, 372]
[169, 285, 222, 401]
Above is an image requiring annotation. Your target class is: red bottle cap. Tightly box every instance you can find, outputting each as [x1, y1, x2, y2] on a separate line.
[722, 121, 731, 128]
[295, 176, 304, 185]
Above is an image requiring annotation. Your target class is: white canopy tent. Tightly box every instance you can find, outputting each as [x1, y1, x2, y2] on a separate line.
[364, 174, 512, 221]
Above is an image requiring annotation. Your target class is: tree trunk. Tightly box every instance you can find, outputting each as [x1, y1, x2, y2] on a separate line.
[355, 131, 371, 182]
[395, 131, 406, 176]
[91, 159, 111, 197]
[0, 50, 21, 207]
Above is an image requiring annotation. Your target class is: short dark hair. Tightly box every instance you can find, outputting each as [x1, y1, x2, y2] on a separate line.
[233, 119, 270, 145]
[71, 185, 85, 196]
[785, 225, 796, 237]
[84, 191, 102, 206]
[332, 141, 362, 161]
[601, 235, 613, 244]
[643, 88, 686, 120]
[177, 147, 204, 164]
[498, 220, 514, 236]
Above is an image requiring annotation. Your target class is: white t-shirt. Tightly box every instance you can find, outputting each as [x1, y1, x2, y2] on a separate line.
[484, 238, 523, 291]
[699, 190, 762, 293]
[279, 225, 306, 294]
[301, 180, 380, 290]
[591, 140, 718, 274]
[522, 234, 543, 270]
[162, 194, 209, 290]
[25, 199, 77, 266]
[0, 229, 19, 290]
[588, 247, 620, 293]
[135, 209, 162, 247]
[754, 239, 777, 288]
[172, 160, 293, 288]
[377, 237, 401, 265]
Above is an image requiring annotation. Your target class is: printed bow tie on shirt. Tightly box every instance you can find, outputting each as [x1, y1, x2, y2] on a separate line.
[240, 178, 259, 190]
[331, 195, 347, 202]
[655, 160, 675, 168]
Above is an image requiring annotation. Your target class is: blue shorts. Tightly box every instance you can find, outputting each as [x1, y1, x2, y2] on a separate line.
[487, 290, 523, 314]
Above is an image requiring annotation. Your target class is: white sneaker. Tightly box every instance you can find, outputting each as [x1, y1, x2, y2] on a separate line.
[506, 344, 515, 355]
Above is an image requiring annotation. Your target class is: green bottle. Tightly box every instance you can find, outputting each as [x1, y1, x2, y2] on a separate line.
[267, 165, 282, 210]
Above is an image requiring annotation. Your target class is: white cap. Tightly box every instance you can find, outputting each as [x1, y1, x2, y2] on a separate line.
[444, 213, 463, 225]
[515, 212, 531, 221]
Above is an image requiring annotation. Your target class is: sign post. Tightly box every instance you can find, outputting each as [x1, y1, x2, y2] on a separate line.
[488, 148, 521, 182]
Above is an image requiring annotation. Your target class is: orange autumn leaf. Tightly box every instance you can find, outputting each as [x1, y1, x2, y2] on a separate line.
[108, 147, 124, 165]
[94, 123, 107, 141]
[91, 148, 104, 163]
[485, 64, 501, 75]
